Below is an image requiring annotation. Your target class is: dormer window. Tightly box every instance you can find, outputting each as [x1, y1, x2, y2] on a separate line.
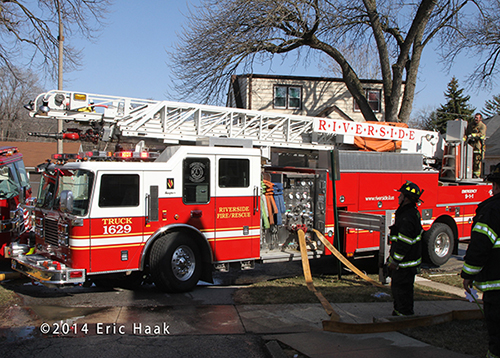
[274, 86, 302, 109]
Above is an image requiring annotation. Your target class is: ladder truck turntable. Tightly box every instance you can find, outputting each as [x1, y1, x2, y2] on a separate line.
[9, 90, 491, 292]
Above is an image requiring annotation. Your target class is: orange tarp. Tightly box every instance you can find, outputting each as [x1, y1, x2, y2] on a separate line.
[353, 122, 408, 152]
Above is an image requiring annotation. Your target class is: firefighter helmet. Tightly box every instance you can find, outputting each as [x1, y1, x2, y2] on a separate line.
[486, 162, 500, 183]
[396, 181, 424, 203]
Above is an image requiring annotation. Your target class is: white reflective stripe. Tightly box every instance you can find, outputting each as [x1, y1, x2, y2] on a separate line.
[397, 234, 413, 245]
[397, 233, 421, 245]
[473, 222, 498, 245]
[214, 228, 260, 238]
[90, 235, 143, 246]
[475, 281, 500, 291]
[462, 263, 483, 275]
[202, 228, 261, 240]
[399, 258, 421, 268]
[69, 238, 91, 247]
[393, 252, 404, 260]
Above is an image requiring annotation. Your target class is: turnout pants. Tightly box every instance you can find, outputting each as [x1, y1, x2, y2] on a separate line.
[391, 267, 417, 316]
[484, 291, 500, 358]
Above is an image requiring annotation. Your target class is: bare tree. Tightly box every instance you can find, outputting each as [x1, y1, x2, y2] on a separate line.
[321, 43, 381, 81]
[0, 66, 51, 140]
[171, 0, 475, 123]
[408, 105, 438, 131]
[0, 0, 111, 81]
[441, 0, 500, 90]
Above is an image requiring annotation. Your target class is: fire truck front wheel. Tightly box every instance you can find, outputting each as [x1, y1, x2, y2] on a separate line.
[423, 223, 454, 266]
[150, 233, 202, 293]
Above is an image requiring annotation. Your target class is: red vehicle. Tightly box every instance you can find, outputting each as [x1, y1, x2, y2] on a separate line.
[9, 91, 491, 291]
[0, 146, 32, 259]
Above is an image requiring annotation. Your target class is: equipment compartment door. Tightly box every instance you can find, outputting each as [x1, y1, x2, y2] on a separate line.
[213, 155, 260, 261]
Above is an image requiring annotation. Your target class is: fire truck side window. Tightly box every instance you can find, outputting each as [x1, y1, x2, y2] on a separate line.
[183, 158, 210, 204]
[13, 160, 29, 188]
[218, 159, 249, 188]
[99, 174, 139, 207]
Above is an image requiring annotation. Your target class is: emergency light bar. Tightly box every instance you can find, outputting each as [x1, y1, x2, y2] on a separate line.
[52, 153, 85, 161]
[0, 147, 19, 156]
[114, 151, 159, 160]
[52, 150, 159, 162]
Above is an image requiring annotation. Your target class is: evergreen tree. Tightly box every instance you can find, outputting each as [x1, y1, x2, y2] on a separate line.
[433, 77, 475, 133]
[482, 94, 500, 118]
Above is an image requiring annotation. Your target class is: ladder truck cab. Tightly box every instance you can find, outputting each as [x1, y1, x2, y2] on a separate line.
[0, 146, 32, 259]
[9, 90, 491, 291]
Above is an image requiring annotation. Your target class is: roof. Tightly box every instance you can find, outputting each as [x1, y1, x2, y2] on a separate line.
[0, 141, 82, 169]
[484, 114, 500, 137]
[234, 73, 388, 84]
[478, 115, 500, 158]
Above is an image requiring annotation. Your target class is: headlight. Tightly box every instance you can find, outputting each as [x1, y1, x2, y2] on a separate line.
[58, 222, 69, 246]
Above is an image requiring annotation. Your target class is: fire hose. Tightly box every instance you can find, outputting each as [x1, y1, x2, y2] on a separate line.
[0, 272, 21, 281]
[297, 229, 483, 333]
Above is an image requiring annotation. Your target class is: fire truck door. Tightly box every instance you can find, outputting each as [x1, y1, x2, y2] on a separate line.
[89, 171, 146, 273]
[213, 156, 260, 261]
[180, 156, 217, 252]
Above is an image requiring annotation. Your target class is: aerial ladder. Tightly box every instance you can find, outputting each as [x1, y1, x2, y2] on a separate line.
[25, 90, 442, 160]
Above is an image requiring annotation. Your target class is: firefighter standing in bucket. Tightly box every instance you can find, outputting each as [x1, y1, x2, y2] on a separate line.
[462, 163, 500, 358]
[465, 113, 487, 178]
[387, 181, 423, 316]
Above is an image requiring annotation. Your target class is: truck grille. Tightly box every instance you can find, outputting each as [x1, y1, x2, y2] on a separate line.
[44, 218, 59, 247]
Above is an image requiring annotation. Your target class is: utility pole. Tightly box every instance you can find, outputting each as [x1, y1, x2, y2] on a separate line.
[57, 0, 64, 154]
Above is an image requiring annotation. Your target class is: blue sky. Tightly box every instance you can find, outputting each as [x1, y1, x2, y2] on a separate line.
[60, 1, 499, 118]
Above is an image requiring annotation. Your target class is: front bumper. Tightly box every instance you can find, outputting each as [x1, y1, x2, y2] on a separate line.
[11, 254, 85, 286]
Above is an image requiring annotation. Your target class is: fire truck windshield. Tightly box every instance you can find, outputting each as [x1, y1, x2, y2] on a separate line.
[0, 164, 23, 200]
[37, 169, 94, 216]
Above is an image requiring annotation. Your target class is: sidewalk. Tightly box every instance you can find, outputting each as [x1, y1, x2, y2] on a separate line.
[0, 275, 480, 358]
[0, 300, 479, 357]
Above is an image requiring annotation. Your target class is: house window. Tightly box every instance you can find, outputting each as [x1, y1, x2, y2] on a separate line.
[274, 86, 302, 109]
[354, 89, 381, 112]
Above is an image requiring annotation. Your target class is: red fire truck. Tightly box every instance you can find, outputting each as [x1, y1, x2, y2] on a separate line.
[9, 91, 491, 291]
[0, 146, 32, 259]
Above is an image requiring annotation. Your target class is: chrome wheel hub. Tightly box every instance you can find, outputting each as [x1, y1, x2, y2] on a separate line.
[171, 245, 195, 281]
[434, 233, 451, 258]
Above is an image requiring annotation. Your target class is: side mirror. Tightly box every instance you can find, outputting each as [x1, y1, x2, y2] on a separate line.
[59, 190, 74, 213]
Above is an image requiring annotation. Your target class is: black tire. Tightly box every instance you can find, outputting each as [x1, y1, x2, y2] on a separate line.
[149, 232, 202, 292]
[423, 223, 454, 266]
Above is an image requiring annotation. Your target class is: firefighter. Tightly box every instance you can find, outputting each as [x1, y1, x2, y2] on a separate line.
[387, 181, 423, 316]
[462, 163, 500, 358]
[465, 113, 487, 178]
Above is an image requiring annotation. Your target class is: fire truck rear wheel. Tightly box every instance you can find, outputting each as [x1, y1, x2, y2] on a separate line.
[150, 233, 202, 293]
[423, 223, 454, 266]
